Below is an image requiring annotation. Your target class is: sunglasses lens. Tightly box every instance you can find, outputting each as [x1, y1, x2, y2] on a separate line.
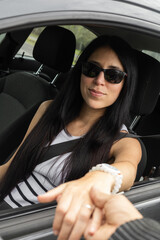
[104, 69, 125, 84]
[82, 62, 100, 78]
[82, 62, 126, 84]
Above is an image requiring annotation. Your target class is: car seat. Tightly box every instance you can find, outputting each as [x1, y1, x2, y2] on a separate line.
[129, 50, 160, 180]
[0, 28, 33, 73]
[133, 94, 160, 177]
[0, 26, 76, 164]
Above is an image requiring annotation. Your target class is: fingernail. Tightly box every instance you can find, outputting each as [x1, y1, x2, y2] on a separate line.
[89, 232, 94, 236]
[53, 230, 59, 236]
[89, 226, 96, 235]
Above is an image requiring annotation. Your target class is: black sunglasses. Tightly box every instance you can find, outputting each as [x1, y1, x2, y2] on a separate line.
[82, 62, 127, 84]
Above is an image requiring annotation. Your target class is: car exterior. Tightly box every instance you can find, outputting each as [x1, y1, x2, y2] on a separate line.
[0, 0, 160, 239]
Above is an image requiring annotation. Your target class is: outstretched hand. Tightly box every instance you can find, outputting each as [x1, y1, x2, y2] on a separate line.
[38, 171, 114, 240]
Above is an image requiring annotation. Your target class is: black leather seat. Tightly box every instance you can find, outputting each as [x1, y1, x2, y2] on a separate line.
[130, 50, 160, 179]
[133, 96, 160, 177]
[0, 26, 76, 163]
[0, 28, 32, 72]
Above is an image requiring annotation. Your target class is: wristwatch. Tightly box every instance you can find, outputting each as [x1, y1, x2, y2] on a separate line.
[89, 163, 123, 194]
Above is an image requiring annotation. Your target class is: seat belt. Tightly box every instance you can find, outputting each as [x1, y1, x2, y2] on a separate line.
[39, 138, 81, 164]
[39, 132, 160, 179]
[39, 132, 160, 177]
[39, 132, 141, 164]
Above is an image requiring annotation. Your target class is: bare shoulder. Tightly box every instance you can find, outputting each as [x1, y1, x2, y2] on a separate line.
[112, 136, 142, 153]
[30, 99, 53, 125]
[22, 100, 53, 140]
[37, 99, 53, 115]
[29, 100, 53, 128]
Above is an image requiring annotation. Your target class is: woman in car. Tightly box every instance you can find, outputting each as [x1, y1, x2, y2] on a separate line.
[0, 35, 141, 240]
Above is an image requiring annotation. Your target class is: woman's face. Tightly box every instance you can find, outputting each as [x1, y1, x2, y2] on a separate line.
[80, 46, 125, 111]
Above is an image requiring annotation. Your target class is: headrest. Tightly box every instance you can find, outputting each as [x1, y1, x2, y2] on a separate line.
[131, 50, 160, 116]
[33, 26, 76, 73]
[0, 28, 32, 69]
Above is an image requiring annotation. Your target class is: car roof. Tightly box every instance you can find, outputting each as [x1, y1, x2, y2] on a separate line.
[1, 0, 160, 30]
[1, 0, 160, 16]
[1, 0, 160, 53]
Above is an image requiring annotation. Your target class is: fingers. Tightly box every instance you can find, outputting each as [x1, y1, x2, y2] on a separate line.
[84, 207, 103, 237]
[55, 197, 94, 240]
[66, 202, 94, 240]
[38, 184, 66, 203]
[85, 223, 116, 240]
[53, 193, 79, 237]
[38, 183, 112, 240]
[90, 186, 111, 208]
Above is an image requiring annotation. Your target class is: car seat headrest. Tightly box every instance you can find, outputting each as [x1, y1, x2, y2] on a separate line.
[0, 28, 32, 69]
[131, 50, 160, 116]
[33, 26, 76, 73]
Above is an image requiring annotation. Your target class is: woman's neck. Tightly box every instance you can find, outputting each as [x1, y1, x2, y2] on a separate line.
[66, 104, 105, 136]
[80, 103, 105, 123]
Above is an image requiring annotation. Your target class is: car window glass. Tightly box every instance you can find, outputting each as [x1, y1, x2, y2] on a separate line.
[0, 33, 6, 44]
[61, 25, 96, 65]
[17, 25, 96, 65]
[142, 50, 160, 62]
[17, 27, 44, 57]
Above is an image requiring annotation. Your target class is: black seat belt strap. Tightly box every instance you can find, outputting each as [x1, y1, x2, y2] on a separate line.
[40, 138, 81, 164]
[40, 133, 160, 164]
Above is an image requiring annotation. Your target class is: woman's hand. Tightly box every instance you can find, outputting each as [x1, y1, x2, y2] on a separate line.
[38, 171, 115, 240]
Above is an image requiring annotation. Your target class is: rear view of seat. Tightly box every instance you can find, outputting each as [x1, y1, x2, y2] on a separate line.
[134, 94, 160, 176]
[0, 26, 76, 163]
[0, 28, 32, 72]
[129, 50, 160, 179]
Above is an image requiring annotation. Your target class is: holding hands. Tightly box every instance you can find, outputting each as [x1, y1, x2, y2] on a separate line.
[38, 171, 115, 240]
[38, 170, 142, 240]
[84, 187, 143, 240]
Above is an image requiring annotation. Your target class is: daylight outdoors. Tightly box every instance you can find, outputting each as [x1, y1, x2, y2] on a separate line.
[18, 25, 96, 65]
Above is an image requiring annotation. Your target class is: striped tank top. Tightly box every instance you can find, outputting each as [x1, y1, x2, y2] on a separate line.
[4, 125, 128, 208]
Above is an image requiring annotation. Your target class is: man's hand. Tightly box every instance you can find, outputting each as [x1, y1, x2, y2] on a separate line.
[84, 187, 143, 240]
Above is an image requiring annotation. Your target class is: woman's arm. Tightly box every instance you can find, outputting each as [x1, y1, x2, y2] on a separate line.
[38, 136, 141, 240]
[110, 137, 142, 191]
[0, 100, 53, 182]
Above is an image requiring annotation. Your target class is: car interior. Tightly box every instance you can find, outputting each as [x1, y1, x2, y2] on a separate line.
[0, 25, 76, 163]
[1, 24, 160, 181]
[1, 22, 160, 239]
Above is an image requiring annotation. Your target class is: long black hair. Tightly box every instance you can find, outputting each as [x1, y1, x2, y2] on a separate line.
[0, 35, 137, 200]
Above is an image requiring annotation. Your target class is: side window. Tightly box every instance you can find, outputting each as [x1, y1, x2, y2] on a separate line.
[17, 25, 96, 64]
[142, 50, 160, 62]
[17, 27, 44, 57]
[0, 33, 6, 44]
[61, 25, 96, 64]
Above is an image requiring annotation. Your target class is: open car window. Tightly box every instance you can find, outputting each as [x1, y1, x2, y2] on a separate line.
[0, 33, 6, 44]
[142, 50, 160, 62]
[17, 27, 44, 57]
[1, 1, 160, 238]
[17, 25, 96, 65]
